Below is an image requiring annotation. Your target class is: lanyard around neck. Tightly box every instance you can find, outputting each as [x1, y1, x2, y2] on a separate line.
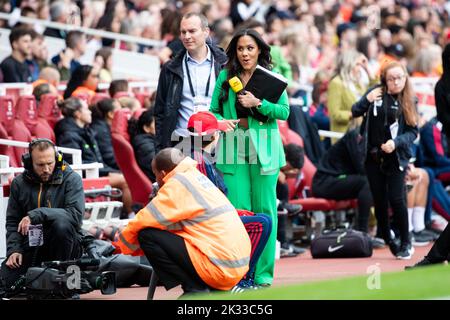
[185, 53, 214, 98]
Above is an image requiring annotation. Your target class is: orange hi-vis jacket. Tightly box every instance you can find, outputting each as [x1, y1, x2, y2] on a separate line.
[114, 157, 251, 290]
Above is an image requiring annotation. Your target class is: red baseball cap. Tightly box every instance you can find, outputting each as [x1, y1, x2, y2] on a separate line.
[187, 111, 220, 136]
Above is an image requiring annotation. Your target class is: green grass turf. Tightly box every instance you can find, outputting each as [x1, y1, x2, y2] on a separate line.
[189, 264, 450, 300]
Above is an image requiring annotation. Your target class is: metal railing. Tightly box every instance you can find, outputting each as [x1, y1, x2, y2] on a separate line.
[0, 12, 165, 49]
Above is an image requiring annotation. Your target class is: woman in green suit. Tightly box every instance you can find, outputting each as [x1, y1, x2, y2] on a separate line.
[210, 29, 289, 287]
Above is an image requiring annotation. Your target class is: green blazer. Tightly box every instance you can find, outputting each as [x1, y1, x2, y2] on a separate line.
[210, 69, 290, 174]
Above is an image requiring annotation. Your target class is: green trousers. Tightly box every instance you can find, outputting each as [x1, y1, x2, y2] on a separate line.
[222, 130, 279, 285]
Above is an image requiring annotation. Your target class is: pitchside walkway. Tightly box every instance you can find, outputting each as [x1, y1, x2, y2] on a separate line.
[83, 244, 434, 300]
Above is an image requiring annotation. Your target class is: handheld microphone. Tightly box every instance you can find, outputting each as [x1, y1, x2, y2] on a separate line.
[228, 77, 246, 95]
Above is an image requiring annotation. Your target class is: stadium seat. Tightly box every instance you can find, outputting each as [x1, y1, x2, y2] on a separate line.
[132, 108, 145, 120]
[113, 91, 132, 99]
[280, 123, 358, 212]
[0, 122, 19, 167]
[15, 95, 55, 142]
[111, 109, 152, 206]
[38, 94, 62, 129]
[134, 91, 151, 108]
[91, 92, 110, 106]
[0, 95, 16, 133]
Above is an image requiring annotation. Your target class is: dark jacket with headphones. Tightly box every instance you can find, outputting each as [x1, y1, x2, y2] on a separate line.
[5, 163, 84, 257]
[352, 85, 418, 171]
[54, 117, 118, 177]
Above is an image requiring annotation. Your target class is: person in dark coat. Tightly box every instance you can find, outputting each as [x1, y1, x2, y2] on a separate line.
[128, 109, 156, 182]
[352, 61, 419, 260]
[154, 13, 227, 152]
[312, 128, 373, 233]
[0, 139, 84, 289]
[90, 98, 121, 171]
[54, 98, 133, 215]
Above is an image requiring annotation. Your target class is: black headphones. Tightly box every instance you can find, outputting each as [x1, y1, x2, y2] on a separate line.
[22, 138, 64, 171]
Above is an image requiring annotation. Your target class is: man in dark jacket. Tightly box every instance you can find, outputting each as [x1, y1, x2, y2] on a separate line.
[311, 128, 373, 233]
[0, 25, 33, 83]
[0, 139, 85, 289]
[154, 12, 227, 152]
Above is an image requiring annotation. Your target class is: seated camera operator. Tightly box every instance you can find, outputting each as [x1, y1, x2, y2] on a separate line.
[0, 139, 85, 290]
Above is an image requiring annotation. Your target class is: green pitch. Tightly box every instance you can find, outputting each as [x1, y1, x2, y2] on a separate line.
[191, 264, 450, 300]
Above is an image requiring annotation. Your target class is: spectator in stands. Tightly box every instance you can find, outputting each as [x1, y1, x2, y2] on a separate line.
[419, 116, 450, 178]
[154, 12, 227, 151]
[327, 49, 375, 143]
[43, 1, 69, 39]
[210, 28, 289, 287]
[118, 96, 141, 113]
[27, 30, 49, 82]
[0, 25, 33, 83]
[63, 65, 99, 102]
[411, 45, 442, 78]
[435, 43, 450, 144]
[0, 139, 84, 289]
[54, 97, 133, 217]
[311, 128, 373, 234]
[229, 0, 269, 27]
[32, 66, 60, 91]
[94, 47, 113, 83]
[90, 98, 121, 171]
[128, 109, 156, 182]
[113, 148, 251, 296]
[96, 0, 128, 47]
[109, 79, 130, 98]
[31, 32, 50, 69]
[352, 61, 419, 260]
[406, 222, 450, 269]
[32, 82, 57, 103]
[405, 164, 436, 246]
[51, 30, 87, 81]
[157, 9, 183, 65]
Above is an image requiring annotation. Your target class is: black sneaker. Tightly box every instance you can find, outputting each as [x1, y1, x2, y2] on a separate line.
[411, 230, 434, 246]
[387, 240, 400, 256]
[405, 257, 433, 270]
[396, 243, 415, 260]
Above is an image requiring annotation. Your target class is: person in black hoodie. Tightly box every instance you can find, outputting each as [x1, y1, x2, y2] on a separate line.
[128, 109, 156, 182]
[435, 43, 450, 146]
[312, 128, 373, 233]
[0, 139, 84, 289]
[90, 98, 121, 171]
[54, 98, 133, 216]
[352, 61, 419, 260]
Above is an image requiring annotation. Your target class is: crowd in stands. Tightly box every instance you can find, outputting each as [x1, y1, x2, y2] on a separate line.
[1, 0, 450, 295]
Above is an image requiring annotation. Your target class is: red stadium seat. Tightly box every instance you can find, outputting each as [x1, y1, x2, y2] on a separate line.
[91, 92, 110, 106]
[280, 124, 358, 212]
[0, 95, 16, 133]
[111, 109, 152, 206]
[38, 94, 62, 129]
[113, 91, 132, 99]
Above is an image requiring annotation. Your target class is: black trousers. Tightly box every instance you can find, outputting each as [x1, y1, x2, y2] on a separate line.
[312, 172, 372, 233]
[0, 218, 82, 288]
[137, 228, 210, 292]
[365, 157, 409, 245]
[426, 223, 450, 263]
